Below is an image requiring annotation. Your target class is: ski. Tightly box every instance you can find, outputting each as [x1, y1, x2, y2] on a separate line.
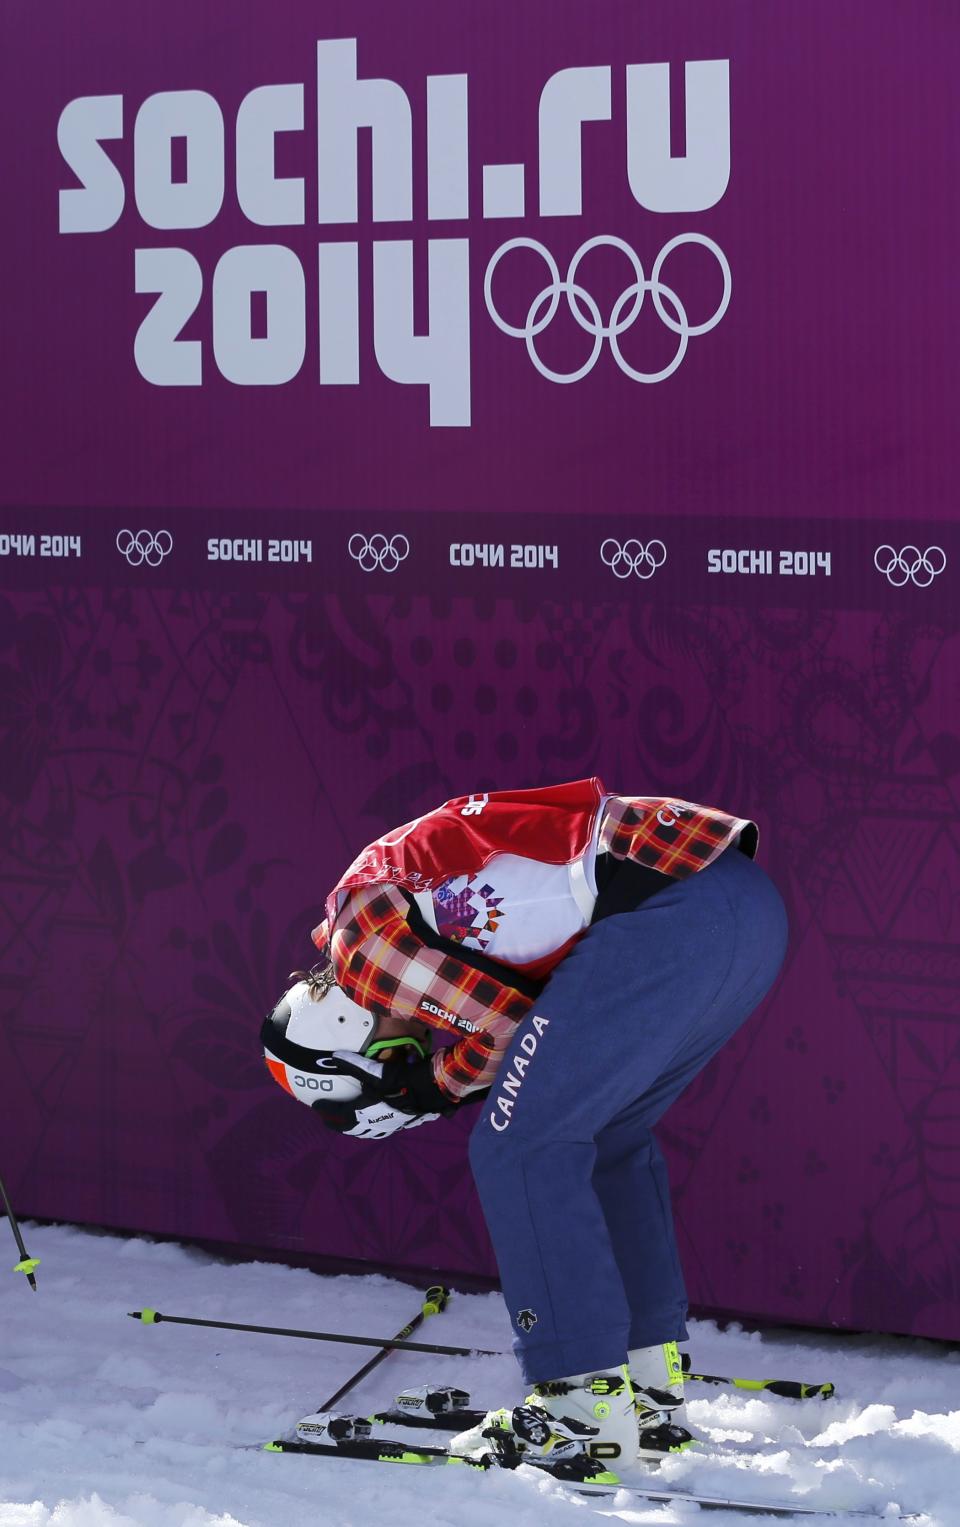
[266, 1435, 486, 1468]
[297, 1401, 851, 1468]
[369, 1406, 830, 1460]
[263, 1433, 914, 1519]
[329, 1387, 834, 1459]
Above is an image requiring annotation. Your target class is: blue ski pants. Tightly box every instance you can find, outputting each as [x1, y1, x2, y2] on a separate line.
[468, 846, 789, 1384]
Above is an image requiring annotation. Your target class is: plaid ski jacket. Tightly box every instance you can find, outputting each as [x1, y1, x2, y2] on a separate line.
[313, 790, 758, 1101]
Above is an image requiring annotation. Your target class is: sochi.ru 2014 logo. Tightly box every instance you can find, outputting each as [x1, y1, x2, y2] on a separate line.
[116, 529, 173, 566]
[58, 41, 731, 427]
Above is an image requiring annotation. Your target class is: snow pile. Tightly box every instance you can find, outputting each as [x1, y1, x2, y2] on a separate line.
[1, 1224, 957, 1525]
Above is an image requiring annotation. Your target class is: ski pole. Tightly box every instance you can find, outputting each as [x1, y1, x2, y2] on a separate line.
[682, 1354, 834, 1400]
[0, 1174, 38, 1292]
[128, 1307, 502, 1357]
[319, 1286, 449, 1411]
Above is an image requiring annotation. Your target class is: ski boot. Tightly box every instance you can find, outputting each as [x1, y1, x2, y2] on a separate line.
[628, 1342, 697, 1458]
[452, 1403, 619, 1485]
[526, 1365, 639, 1466]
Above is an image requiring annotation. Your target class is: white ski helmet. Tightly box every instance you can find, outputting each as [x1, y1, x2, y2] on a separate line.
[261, 967, 378, 1108]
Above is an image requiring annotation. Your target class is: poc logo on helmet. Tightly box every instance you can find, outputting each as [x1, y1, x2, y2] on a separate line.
[293, 1074, 336, 1092]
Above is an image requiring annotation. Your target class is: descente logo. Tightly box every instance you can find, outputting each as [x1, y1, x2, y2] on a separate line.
[56, 39, 731, 427]
[489, 1014, 550, 1132]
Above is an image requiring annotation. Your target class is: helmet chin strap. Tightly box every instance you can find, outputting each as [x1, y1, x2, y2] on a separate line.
[364, 1034, 431, 1061]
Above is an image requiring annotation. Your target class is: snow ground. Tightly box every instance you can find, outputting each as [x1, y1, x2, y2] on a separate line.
[0, 1224, 957, 1527]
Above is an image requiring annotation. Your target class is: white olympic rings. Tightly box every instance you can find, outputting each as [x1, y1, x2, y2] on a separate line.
[600, 538, 667, 580]
[484, 234, 731, 384]
[116, 529, 173, 567]
[348, 533, 410, 573]
[873, 545, 947, 588]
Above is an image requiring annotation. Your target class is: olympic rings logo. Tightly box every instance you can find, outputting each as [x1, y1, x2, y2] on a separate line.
[600, 538, 667, 580]
[116, 529, 173, 567]
[873, 545, 947, 588]
[348, 533, 410, 573]
[484, 234, 731, 384]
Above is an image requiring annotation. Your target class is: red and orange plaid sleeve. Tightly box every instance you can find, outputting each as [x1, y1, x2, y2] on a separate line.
[315, 884, 533, 1101]
[599, 795, 758, 874]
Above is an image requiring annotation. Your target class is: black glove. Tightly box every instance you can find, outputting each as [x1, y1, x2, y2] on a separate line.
[377, 1055, 460, 1116]
[377, 1055, 490, 1116]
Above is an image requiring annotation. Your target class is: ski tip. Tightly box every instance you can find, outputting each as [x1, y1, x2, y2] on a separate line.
[263, 1442, 283, 1452]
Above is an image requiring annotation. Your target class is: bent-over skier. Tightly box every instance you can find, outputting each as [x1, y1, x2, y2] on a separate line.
[261, 778, 788, 1467]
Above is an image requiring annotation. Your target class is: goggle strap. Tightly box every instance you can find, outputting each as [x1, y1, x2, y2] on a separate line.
[365, 1035, 429, 1060]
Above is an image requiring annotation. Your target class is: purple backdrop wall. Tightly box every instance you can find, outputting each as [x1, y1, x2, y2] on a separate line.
[2, 0, 958, 1341]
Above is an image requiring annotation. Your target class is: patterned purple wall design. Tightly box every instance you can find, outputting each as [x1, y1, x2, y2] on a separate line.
[2, 1, 958, 1341]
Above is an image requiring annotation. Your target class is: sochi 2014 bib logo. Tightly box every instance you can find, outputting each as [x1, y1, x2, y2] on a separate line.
[57, 41, 731, 427]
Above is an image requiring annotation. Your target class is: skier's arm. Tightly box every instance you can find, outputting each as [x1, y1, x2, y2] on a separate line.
[312, 884, 539, 1102]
